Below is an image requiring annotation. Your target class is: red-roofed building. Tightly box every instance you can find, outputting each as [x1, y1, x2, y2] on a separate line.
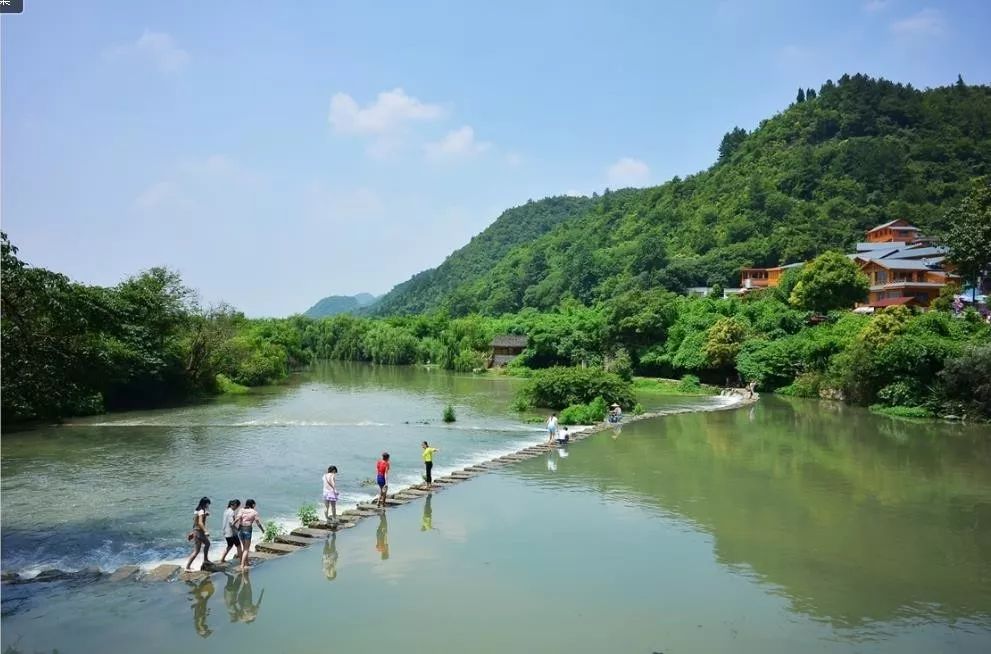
[864, 219, 922, 244]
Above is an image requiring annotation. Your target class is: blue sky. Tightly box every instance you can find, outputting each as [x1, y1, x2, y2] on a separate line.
[3, 0, 989, 316]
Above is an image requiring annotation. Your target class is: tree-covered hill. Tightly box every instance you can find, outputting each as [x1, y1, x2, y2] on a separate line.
[303, 292, 378, 318]
[376, 74, 991, 316]
[371, 195, 594, 314]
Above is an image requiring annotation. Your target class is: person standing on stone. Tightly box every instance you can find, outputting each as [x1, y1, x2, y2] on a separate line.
[421, 441, 438, 486]
[323, 465, 339, 523]
[219, 499, 243, 564]
[236, 499, 266, 572]
[376, 453, 391, 508]
[547, 413, 559, 444]
[185, 496, 212, 572]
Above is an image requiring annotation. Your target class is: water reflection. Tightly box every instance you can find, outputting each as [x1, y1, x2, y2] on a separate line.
[222, 572, 264, 624]
[421, 494, 434, 532]
[188, 577, 214, 638]
[517, 396, 991, 629]
[323, 534, 339, 581]
[375, 513, 390, 560]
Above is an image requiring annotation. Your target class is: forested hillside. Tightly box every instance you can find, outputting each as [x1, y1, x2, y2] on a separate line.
[303, 293, 377, 318]
[377, 75, 991, 315]
[372, 195, 594, 314]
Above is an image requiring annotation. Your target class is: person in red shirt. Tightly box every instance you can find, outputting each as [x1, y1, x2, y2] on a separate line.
[376, 452, 390, 508]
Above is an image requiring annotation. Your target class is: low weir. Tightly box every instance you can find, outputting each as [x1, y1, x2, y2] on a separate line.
[1, 390, 757, 587]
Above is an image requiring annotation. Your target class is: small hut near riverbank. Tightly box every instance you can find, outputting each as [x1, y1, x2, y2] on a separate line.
[489, 335, 528, 367]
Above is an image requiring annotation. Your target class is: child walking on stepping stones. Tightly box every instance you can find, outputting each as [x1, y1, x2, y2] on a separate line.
[376, 453, 390, 508]
[323, 465, 339, 523]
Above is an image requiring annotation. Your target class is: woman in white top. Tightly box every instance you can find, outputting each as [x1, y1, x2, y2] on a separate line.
[219, 499, 243, 563]
[185, 496, 212, 571]
[322, 466, 339, 523]
[547, 413, 559, 443]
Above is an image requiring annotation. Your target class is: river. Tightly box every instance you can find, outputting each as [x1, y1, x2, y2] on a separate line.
[2, 363, 990, 653]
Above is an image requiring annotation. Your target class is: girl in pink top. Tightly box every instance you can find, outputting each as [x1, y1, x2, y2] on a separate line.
[236, 499, 266, 572]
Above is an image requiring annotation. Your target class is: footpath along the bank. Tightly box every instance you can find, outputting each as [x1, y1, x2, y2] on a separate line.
[0, 389, 757, 586]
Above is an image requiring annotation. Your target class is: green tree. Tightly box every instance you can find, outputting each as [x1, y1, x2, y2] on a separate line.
[942, 177, 991, 301]
[717, 127, 748, 163]
[796, 88, 806, 103]
[703, 316, 747, 369]
[789, 251, 869, 313]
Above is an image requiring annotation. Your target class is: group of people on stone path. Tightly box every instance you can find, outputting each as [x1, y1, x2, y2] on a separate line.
[186, 441, 440, 572]
[186, 497, 267, 573]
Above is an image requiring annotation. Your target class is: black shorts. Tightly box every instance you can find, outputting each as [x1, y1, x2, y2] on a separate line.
[225, 536, 239, 547]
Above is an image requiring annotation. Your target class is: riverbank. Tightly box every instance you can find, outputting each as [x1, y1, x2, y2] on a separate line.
[1, 389, 754, 586]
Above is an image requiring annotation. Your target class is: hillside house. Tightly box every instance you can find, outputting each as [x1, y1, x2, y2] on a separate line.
[489, 335, 528, 367]
[858, 258, 954, 308]
[864, 219, 922, 244]
[739, 263, 804, 289]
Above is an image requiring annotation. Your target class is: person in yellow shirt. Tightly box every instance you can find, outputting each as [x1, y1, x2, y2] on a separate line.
[421, 441, 439, 485]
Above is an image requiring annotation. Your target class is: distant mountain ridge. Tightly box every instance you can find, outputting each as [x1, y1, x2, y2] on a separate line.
[303, 293, 378, 318]
[372, 74, 991, 316]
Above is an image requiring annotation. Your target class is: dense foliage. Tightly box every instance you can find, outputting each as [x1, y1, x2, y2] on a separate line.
[1, 234, 302, 423]
[372, 196, 594, 315]
[515, 367, 635, 410]
[375, 75, 991, 315]
[942, 176, 991, 298]
[789, 251, 869, 313]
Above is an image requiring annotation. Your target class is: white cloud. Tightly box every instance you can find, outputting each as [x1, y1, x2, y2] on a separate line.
[424, 126, 491, 161]
[504, 152, 524, 166]
[606, 157, 650, 188]
[890, 8, 945, 36]
[863, 0, 890, 12]
[108, 30, 190, 74]
[329, 88, 445, 135]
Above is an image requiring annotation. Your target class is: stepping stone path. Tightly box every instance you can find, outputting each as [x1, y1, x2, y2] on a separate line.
[5, 392, 761, 588]
[109, 565, 141, 582]
[255, 541, 302, 555]
[274, 534, 313, 547]
[143, 565, 181, 582]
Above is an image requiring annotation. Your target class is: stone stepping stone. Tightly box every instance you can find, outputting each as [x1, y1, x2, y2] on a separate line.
[247, 551, 281, 561]
[292, 527, 331, 538]
[275, 534, 313, 547]
[255, 541, 302, 555]
[397, 488, 429, 496]
[109, 566, 141, 582]
[144, 564, 181, 582]
[355, 508, 381, 516]
[180, 570, 211, 582]
[450, 472, 474, 479]
[384, 497, 408, 506]
[433, 477, 457, 484]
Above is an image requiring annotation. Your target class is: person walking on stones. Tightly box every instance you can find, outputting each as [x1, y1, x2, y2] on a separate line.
[547, 413, 559, 444]
[185, 496, 212, 572]
[219, 499, 243, 564]
[421, 441, 438, 486]
[235, 499, 266, 572]
[376, 453, 391, 508]
[323, 465, 339, 524]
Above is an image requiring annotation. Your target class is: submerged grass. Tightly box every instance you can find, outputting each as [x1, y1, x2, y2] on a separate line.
[633, 375, 720, 397]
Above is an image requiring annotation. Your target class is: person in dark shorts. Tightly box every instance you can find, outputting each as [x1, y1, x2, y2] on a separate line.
[185, 496, 212, 571]
[219, 499, 243, 563]
[376, 452, 390, 508]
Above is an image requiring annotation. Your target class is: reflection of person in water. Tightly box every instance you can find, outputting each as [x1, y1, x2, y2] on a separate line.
[611, 424, 622, 440]
[189, 577, 215, 638]
[375, 512, 390, 560]
[546, 452, 557, 472]
[421, 494, 433, 532]
[323, 534, 339, 581]
[224, 570, 264, 624]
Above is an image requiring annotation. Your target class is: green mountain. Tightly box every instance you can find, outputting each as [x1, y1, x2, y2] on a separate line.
[372, 195, 594, 314]
[303, 292, 378, 318]
[375, 74, 991, 316]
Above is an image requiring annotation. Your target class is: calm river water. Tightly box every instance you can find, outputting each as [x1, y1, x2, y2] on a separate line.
[2, 363, 990, 653]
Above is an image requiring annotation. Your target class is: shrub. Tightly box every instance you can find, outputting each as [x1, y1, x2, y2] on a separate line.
[452, 348, 486, 372]
[516, 366, 635, 409]
[939, 345, 991, 420]
[869, 404, 934, 419]
[777, 372, 823, 398]
[443, 404, 457, 423]
[877, 381, 923, 407]
[559, 396, 608, 425]
[676, 374, 702, 393]
[263, 522, 285, 542]
[605, 348, 633, 381]
[216, 373, 249, 394]
[297, 503, 318, 526]
[632, 402, 645, 416]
